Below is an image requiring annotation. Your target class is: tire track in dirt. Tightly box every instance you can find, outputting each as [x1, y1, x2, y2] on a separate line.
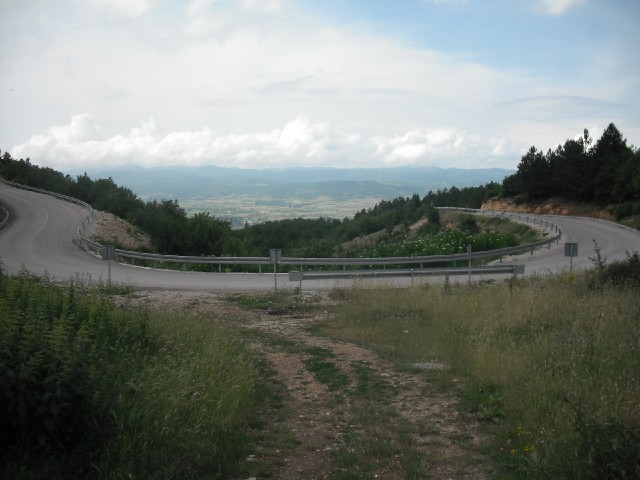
[242, 310, 495, 480]
[128, 291, 495, 479]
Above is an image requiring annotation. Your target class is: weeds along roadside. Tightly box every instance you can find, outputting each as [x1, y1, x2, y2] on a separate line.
[2, 254, 639, 479]
[0, 270, 274, 480]
[317, 262, 640, 479]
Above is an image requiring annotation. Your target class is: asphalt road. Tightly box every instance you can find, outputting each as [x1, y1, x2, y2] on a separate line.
[2, 183, 639, 292]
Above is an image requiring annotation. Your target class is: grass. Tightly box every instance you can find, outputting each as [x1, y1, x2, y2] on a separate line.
[226, 291, 325, 313]
[317, 267, 640, 479]
[226, 291, 442, 478]
[303, 346, 351, 392]
[104, 313, 270, 479]
[330, 358, 437, 480]
[5, 251, 638, 479]
[0, 272, 275, 479]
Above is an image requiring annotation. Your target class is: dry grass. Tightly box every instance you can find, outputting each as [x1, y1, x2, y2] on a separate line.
[320, 274, 640, 478]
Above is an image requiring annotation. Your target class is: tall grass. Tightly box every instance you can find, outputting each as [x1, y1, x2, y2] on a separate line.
[0, 271, 271, 479]
[322, 270, 640, 478]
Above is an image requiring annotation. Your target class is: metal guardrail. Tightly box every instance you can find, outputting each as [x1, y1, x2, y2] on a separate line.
[290, 264, 525, 281]
[1, 177, 562, 279]
[105, 208, 561, 274]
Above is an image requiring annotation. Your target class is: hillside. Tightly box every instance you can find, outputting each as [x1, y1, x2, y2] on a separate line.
[83, 210, 152, 251]
[482, 198, 615, 220]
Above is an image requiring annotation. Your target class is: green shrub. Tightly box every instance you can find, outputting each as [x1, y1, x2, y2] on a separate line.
[613, 201, 640, 221]
[590, 251, 640, 288]
[0, 273, 152, 451]
[361, 229, 518, 258]
[571, 416, 640, 479]
[0, 272, 271, 479]
[458, 214, 480, 233]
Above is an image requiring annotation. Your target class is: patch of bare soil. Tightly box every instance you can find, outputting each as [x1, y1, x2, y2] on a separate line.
[128, 291, 496, 480]
[482, 197, 614, 220]
[83, 210, 152, 251]
[340, 229, 388, 252]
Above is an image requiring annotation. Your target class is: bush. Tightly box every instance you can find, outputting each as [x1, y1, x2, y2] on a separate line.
[361, 229, 518, 258]
[590, 251, 640, 288]
[613, 201, 640, 221]
[572, 417, 640, 480]
[0, 272, 270, 479]
[0, 273, 152, 452]
[458, 214, 480, 233]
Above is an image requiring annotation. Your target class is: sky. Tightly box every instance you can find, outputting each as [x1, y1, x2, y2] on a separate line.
[0, 0, 638, 172]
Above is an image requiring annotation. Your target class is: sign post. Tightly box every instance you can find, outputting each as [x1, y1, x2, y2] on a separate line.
[101, 245, 116, 286]
[564, 242, 578, 272]
[270, 248, 282, 293]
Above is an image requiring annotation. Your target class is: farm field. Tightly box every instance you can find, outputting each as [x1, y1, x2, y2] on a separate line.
[181, 194, 383, 227]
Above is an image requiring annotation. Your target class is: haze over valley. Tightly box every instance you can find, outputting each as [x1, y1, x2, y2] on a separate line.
[73, 165, 512, 227]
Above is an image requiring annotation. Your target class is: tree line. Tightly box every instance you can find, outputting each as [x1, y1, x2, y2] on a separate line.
[1, 122, 638, 257]
[503, 123, 639, 205]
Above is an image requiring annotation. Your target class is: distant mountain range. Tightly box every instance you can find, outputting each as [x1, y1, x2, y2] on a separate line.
[71, 165, 513, 226]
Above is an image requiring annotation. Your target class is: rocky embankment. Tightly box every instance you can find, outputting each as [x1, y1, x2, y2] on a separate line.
[481, 198, 614, 220]
[84, 210, 153, 251]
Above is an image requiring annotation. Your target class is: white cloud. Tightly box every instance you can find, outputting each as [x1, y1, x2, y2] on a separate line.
[278, 117, 329, 156]
[48, 113, 102, 142]
[85, 0, 159, 19]
[185, 0, 219, 17]
[0, 3, 521, 156]
[371, 128, 514, 167]
[2, 0, 636, 172]
[533, 0, 586, 15]
[11, 114, 523, 171]
[241, 0, 287, 12]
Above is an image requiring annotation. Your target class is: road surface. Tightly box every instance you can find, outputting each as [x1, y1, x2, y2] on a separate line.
[1, 183, 639, 292]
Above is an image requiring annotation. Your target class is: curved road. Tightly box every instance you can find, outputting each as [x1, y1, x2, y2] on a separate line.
[1, 183, 640, 292]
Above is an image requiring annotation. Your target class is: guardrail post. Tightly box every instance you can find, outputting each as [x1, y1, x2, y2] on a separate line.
[467, 244, 472, 284]
[270, 249, 282, 293]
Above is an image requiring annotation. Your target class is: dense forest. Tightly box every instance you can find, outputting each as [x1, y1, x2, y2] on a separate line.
[1, 123, 638, 257]
[503, 123, 640, 206]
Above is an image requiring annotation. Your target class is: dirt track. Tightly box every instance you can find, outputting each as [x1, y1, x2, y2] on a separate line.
[130, 290, 495, 480]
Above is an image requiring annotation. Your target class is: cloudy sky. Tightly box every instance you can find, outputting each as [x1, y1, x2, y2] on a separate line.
[1, 0, 638, 171]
